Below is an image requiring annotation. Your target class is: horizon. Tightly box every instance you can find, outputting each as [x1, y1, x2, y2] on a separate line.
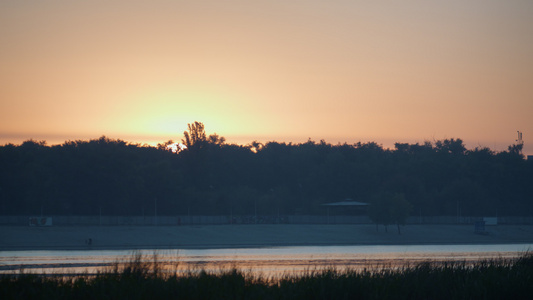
[1, 130, 529, 156]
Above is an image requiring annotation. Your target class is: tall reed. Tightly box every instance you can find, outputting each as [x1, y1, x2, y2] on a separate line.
[1, 252, 532, 299]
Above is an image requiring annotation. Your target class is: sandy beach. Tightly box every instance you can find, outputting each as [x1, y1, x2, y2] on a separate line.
[1, 224, 533, 251]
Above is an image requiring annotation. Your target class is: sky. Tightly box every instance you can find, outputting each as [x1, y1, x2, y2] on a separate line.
[1, 1, 532, 154]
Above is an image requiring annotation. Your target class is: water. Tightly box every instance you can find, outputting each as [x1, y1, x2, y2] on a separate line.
[1, 244, 531, 277]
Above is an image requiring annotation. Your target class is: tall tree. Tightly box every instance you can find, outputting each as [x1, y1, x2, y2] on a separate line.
[389, 193, 413, 235]
[182, 121, 207, 151]
[368, 193, 392, 232]
[368, 192, 412, 234]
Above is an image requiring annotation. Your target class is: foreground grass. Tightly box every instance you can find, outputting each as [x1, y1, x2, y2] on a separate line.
[1, 253, 533, 299]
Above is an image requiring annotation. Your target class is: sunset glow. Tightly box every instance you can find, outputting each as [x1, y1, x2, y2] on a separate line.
[1, 1, 532, 154]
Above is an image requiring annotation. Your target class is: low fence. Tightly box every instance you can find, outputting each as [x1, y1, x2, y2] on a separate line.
[0, 215, 532, 226]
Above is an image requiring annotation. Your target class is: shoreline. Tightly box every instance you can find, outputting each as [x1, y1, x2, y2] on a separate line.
[2, 224, 533, 251]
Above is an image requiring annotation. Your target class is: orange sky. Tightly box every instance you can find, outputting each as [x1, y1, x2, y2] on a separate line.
[1, 1, 532, 154]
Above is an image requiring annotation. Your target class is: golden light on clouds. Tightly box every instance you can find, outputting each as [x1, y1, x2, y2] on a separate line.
[1, 1, 532, 153]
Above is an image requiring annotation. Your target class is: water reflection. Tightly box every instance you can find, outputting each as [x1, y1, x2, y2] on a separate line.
[1, 244, 531, 277]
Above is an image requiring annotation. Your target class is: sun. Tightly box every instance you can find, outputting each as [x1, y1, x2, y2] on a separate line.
[166, 142, 187, 153]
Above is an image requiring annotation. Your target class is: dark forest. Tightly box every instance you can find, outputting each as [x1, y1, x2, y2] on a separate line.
[1, 123, 531, 218]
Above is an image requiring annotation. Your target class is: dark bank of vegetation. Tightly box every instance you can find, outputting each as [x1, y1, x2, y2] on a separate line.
[1, 122, 532, 218]
[2, 252, 533, 299]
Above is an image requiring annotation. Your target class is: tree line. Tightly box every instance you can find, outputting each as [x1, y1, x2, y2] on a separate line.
[1, 122, 531, 219]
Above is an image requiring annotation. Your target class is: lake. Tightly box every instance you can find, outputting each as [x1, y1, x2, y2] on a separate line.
[1, 244, 531, 277]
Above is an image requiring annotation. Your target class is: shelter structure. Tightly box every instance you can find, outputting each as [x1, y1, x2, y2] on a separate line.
[322, 199, 368, 222]
[322, 199, 369, 207]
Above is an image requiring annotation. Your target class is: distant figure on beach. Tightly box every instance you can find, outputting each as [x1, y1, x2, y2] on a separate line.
[86, 238, 92, 245]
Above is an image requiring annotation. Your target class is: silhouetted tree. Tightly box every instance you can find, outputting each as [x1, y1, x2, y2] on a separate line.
[182, 121, 207, 151]
[368, 192, 412, 234]
[368, 193, 393, 232]
[157, 140, 175, 152]
[507, 143, 524, 158]
[435, 138, 466, 155]
[208, 133, 226, 146]
[389, 193, 412, 235]
[0, 131, 531, 218]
